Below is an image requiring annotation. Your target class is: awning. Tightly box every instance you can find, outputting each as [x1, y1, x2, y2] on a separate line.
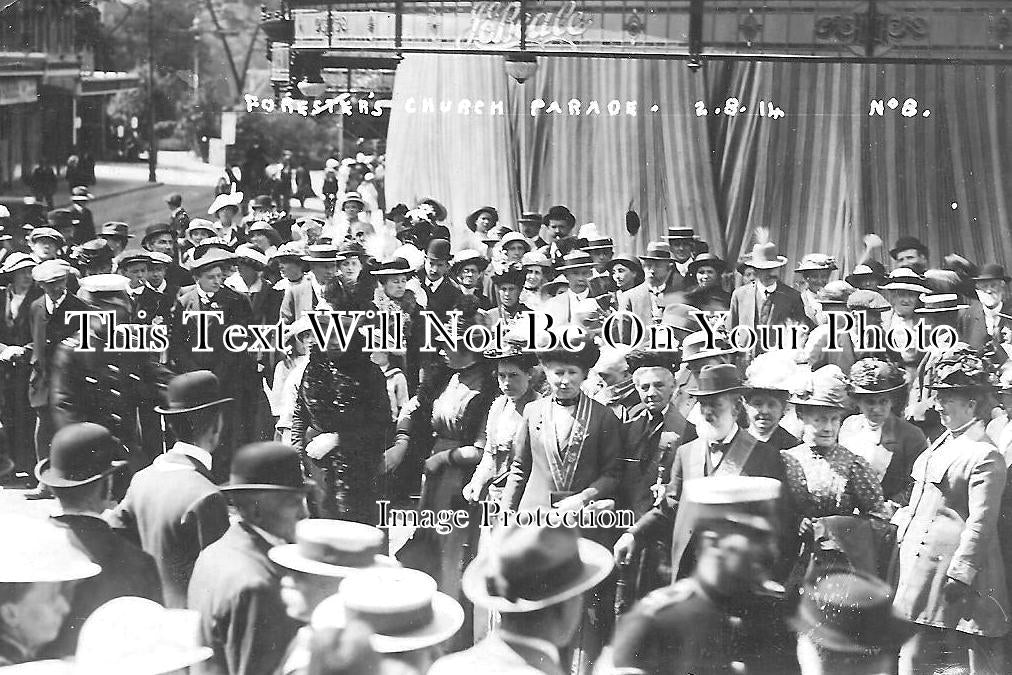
[78, 71, 140, 97]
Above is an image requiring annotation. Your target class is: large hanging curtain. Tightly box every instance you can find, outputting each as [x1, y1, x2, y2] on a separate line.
[385, 54, 1012, 275]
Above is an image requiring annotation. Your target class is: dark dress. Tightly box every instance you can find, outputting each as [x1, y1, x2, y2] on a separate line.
[290, 336, 389, 524]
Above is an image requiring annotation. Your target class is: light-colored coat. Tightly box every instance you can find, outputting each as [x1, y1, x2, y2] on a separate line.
[892, 420, 1010, 637]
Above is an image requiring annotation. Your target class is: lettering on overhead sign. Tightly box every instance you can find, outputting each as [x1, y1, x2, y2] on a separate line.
[458, 1, 592, 48]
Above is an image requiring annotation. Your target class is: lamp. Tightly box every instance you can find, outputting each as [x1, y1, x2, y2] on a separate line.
[504, 53, 538, 84]
[297, 76, 327, 98]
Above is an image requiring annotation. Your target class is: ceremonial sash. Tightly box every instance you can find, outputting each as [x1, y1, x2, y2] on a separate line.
[543, 394, 592, 493]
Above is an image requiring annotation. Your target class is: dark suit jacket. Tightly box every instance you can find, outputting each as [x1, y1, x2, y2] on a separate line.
[839, 413, 927, 505]
[0, 285, 42, 349]
[727, 281, 811, 331]
[420, 274, 464, 320]
[166, 263, 193, 289]
[130, 286, 163, 324]
[149, 283, 181, 325]
[629, 428, 789, 579]
[589, 273, 617, 297]
[429, 632, 565, 675]
[620, 404, 697, 519]
[501, 395, 624, 511]
[46, 514, 163, 657]
[189, 522, 299, 675]
[70, 205, 95, 244]
[108, 451, 230, 608]
[170, 285, 257, 388]
[29, 293, 93, 408]
[685, 285, 732, 312]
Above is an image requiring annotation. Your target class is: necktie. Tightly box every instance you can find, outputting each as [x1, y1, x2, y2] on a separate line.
[759, 287, 774, 325]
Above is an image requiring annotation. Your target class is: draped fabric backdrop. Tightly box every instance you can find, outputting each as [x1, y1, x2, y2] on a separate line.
[386, 54, 1012, 278]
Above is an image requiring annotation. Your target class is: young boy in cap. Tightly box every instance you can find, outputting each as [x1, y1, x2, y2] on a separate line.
[142, 222, 191, 287]
[39, 423, 163, 657]
[116, 249, 161, 325]
[26, 258, 91, 499]
[108, 370, 232, 608]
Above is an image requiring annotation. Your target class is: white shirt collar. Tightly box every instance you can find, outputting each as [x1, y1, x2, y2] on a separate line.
[168, 441, 213, 472]
[148, 279, 167, 293]
[196, 287, 214, 304]
[496, 630, 560, 665]
[674, 259, 692, 276]
[569, 289, 589, 301]
[246, 522, 289, 548]
[127, 284, 145, 296]
[45, 292, 67, 314]
[426, 276, 445, 292]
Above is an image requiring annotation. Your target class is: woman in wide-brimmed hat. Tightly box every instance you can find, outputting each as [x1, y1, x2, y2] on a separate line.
[465, 206, 498, 235]
[781, 365, 889, 550]
[289, 278, 388, 524]
[684, 253, 731, 312]
[390, 296, 499, 651]
[893, 343, 1009, 669]
[839, 358, 927, 511]
[742, 351, 803, 452]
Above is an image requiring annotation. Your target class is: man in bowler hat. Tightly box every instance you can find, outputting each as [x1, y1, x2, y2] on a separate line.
[39, 423, 163, 657]
[188, 442, 308, 675]
[108, 370, 232, 608]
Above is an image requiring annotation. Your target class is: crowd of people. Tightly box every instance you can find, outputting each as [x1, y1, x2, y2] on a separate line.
[3, 182, 1012, 675]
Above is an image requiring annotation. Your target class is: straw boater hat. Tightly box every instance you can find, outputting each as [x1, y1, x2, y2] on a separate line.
[664, 227, 698, 244]
[56, 597, 213, 675]
[465, 206, 498, 232]
[36, 423, 127, 489]
[914, 293, 969, 314]
[555, 250, 595, 272]
[789, 365, 851, 409]
[848, 358, 908, 395]
[270, 242, 307, 264]
[687, 363, 744, 397]
[1, 514, 102, 582]
[269, 519, 397, 578]
[582, 231, 614, 252]
[207, 192, 244, 215]
[372, 258, 414, 277]
[312, 568, 464, 654]
[926, 343, 997, 391]
[791, 568, 915, 655]
[878, 268, 931, 295]
[234, 245, 269, 271]
[461, 524, 613, 613]
[449, 249, 490, 276]
[795, 253, 838, 274]
[0, 251, 37, 275]
[301, 244, 341, 264]
[155, 371, 233, 415]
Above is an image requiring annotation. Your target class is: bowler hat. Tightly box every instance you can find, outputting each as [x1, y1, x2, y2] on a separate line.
[269, 519, 397, 578]
[889, 235, 928, 260]
[425, 238, 452, 261]
[465, 206, 499, 232]
[462, 524, 613, 612]
[638, 241, 673, 262]
[687, 363, 743, 397]
[142, 223, 174, 244]
[878, 268, 931, 295]
[155, 370, 234, 415]
[791, 568, 915, 654]
[221, 442, 307, 493]
[974, 263, 1011, 283]
[313, 568, 465, 654]
[36, 422, 127, 488]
